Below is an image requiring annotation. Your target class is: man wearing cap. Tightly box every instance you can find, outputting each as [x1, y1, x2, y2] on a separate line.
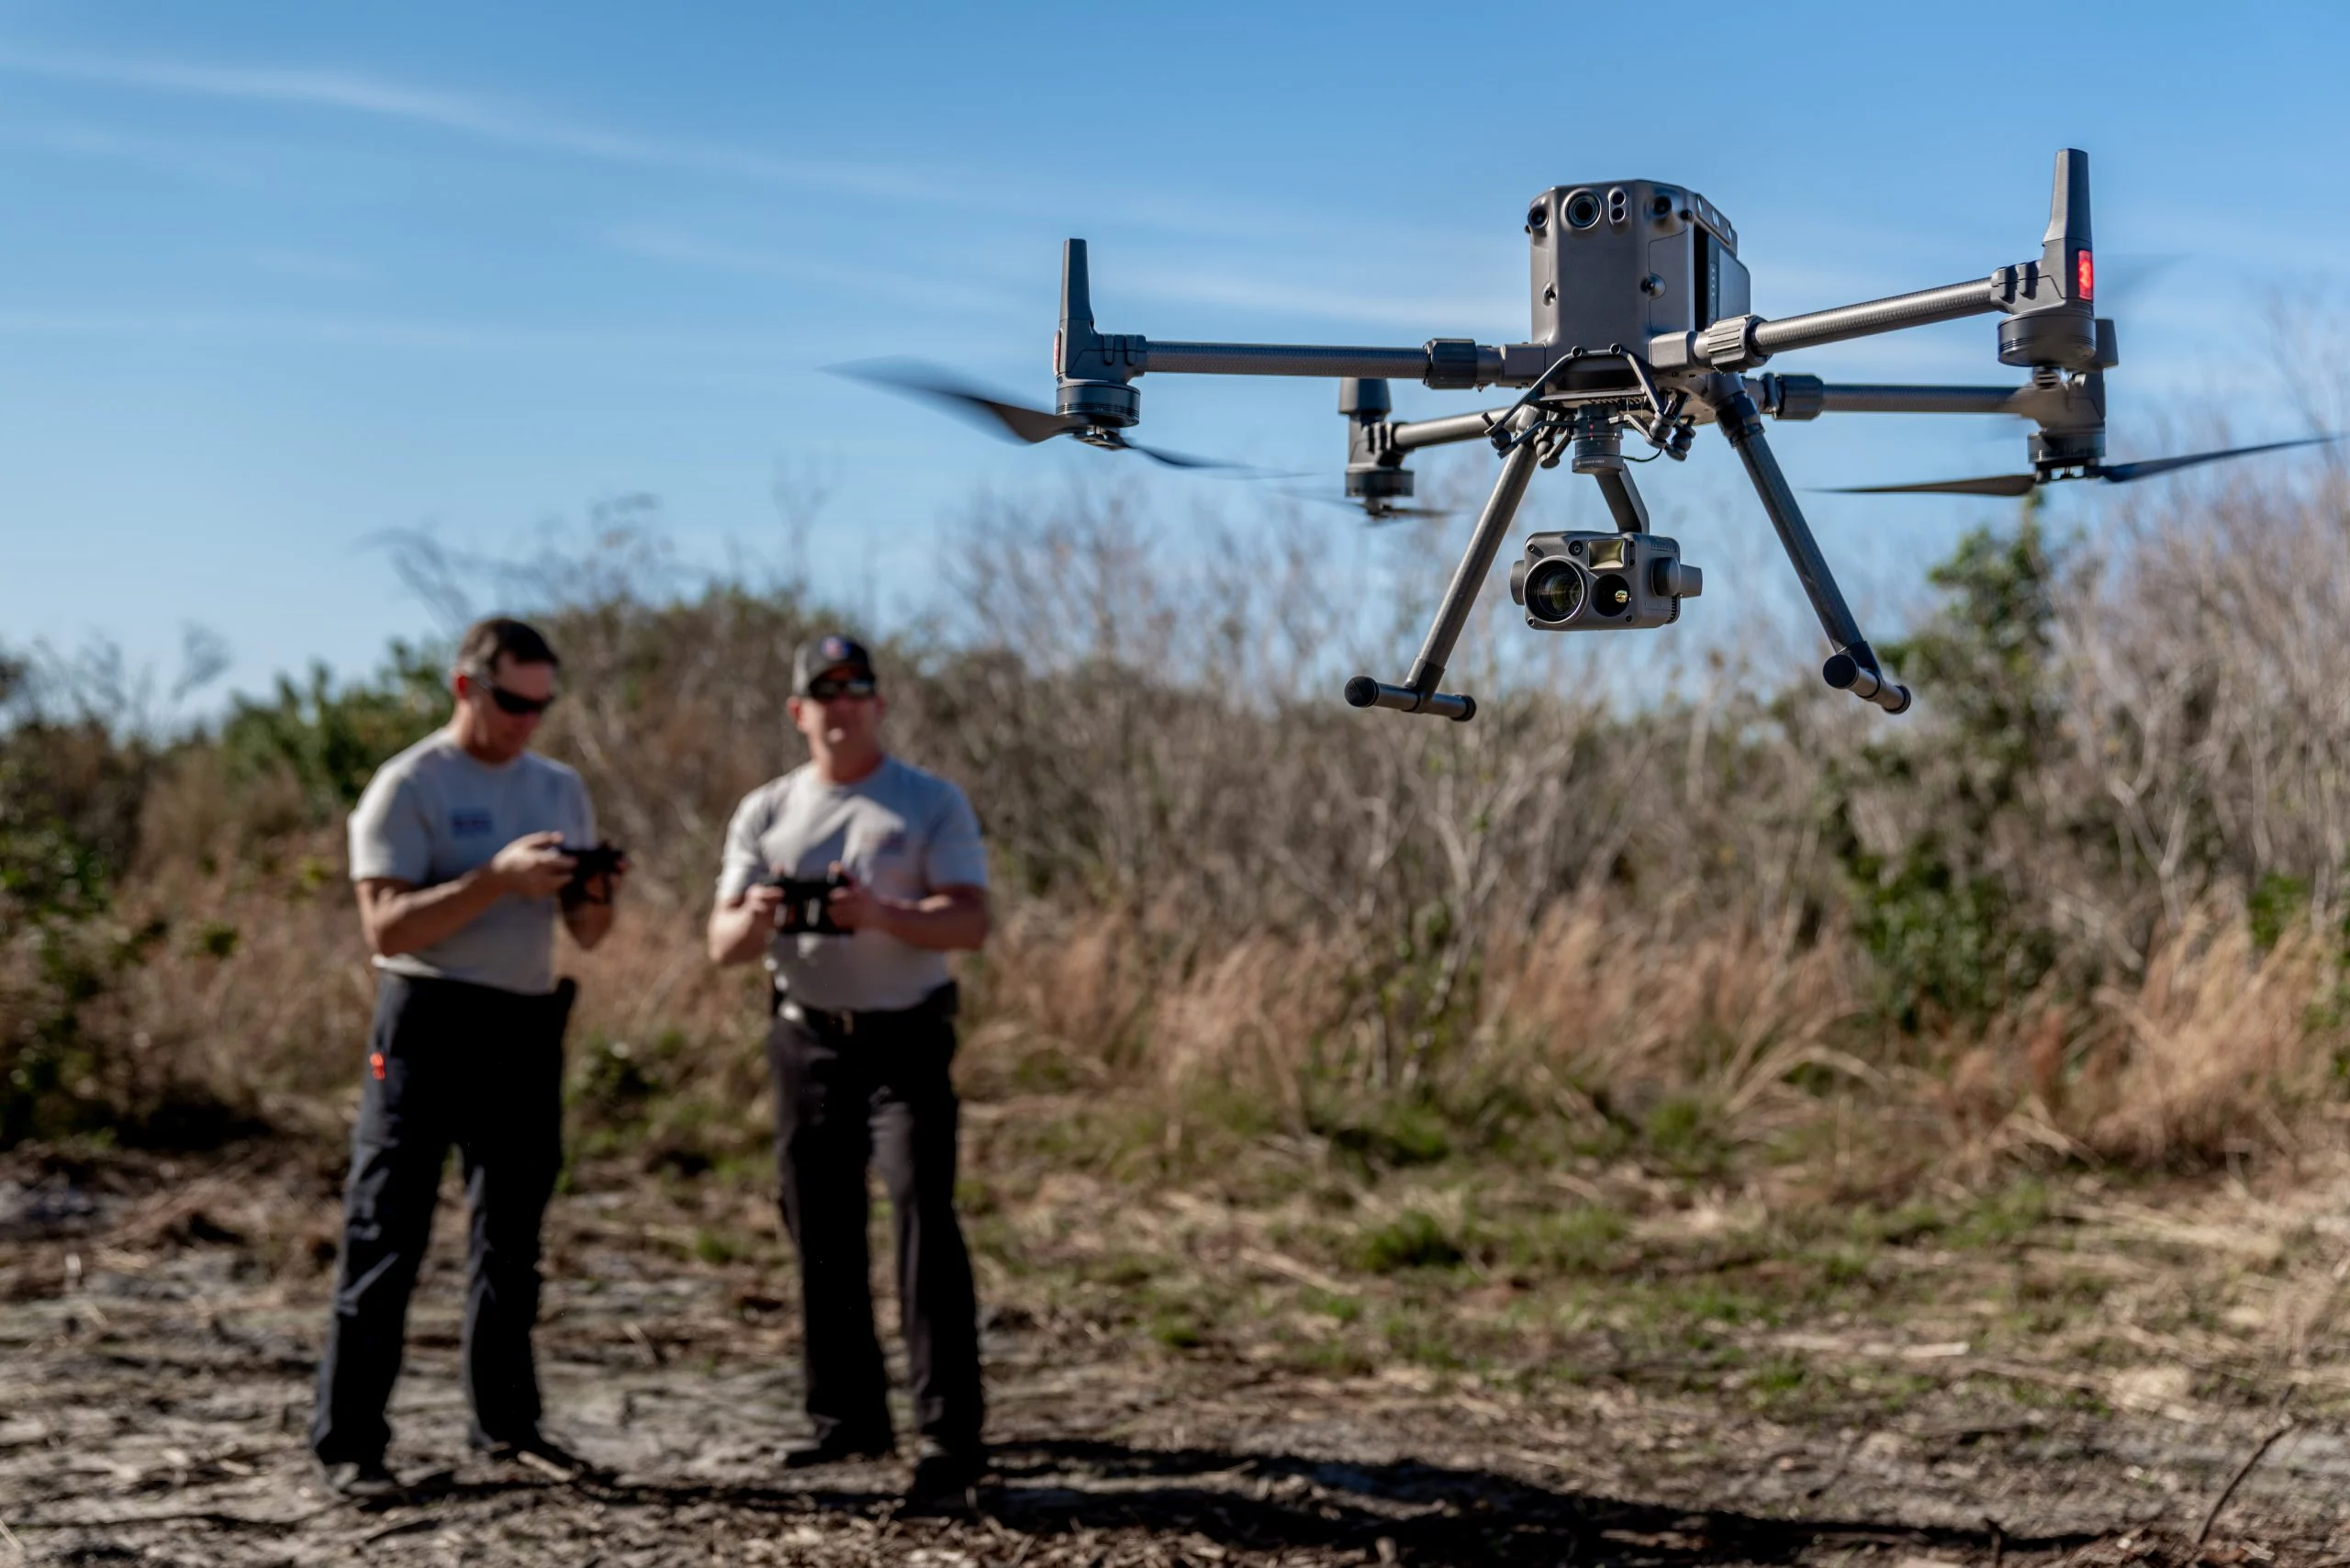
[706, 632, 991, 1498]
[312, 616, 624, 1500]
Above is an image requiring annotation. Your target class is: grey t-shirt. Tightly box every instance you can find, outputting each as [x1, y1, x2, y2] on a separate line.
[347, 732, 596, 996]
[716, 756, 988, 1012]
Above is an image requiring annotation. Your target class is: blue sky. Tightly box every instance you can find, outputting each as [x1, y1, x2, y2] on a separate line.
[3, 1, 2346, 712]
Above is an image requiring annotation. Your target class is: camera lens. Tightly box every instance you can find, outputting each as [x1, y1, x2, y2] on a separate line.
[1563, 191, 1601, 230]
[1524, 559, 1586, 624]
[1592, 572, 1632, 618]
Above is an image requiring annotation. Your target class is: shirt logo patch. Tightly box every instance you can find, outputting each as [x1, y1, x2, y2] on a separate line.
[451, 810, 494, 837]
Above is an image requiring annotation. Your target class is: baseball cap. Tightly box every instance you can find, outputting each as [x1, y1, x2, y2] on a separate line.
[792, 632, 878, 696]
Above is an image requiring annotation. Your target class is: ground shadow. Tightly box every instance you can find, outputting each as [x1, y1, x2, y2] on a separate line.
[545, 1436, 2109, 1566]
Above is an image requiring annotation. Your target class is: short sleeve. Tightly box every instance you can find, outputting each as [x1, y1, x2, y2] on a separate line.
[349, 765, 431, 884]
[921, 782, 988, 891]
[714, 786, 774, 903]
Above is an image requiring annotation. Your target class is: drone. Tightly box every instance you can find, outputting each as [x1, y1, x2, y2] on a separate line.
[847, 151, 2333, 721]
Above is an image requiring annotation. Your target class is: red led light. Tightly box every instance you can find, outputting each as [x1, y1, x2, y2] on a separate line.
[2077, 251, 2094, 300]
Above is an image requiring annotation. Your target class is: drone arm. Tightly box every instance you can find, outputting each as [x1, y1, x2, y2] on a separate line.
[1388, 409, 1515, 452]
[1809, 383, 2035, 416]
[1143, 342, 1471, 381]
[1346, 420, 1545, 722]
[1653, 277, 2007, 374]
[1751, 278, 2004, 357]
[1706, 381, 1910, 715]
[1750, 375, 2040, 420]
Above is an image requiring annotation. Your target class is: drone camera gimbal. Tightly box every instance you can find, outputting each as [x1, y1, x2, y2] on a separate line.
[852, 148, 2334, 721]
[1511, 532, 1701, 632]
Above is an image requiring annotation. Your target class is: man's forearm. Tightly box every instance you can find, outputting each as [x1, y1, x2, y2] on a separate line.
[365, 870, 509, 958]
[707, 902, 770, 965]
[877, 893, 989, 952]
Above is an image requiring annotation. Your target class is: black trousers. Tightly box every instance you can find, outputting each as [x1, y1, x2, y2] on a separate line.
[311, 972, 574, 1465]
[768, 990, 983, 1450]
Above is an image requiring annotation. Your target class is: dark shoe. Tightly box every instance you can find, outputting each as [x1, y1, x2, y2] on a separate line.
[314, 1456, 404, 1503]
[471, 1432, 612, 1484]
[782, 1431, 895, 1470]
[907, 1437, 985, 1501]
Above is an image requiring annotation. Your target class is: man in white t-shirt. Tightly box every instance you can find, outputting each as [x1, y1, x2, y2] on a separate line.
[311, 617, 624, 1501]
[707, 632, 990, 1499]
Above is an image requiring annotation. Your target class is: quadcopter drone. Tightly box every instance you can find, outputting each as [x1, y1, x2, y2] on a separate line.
[849, 151, 2331, 721]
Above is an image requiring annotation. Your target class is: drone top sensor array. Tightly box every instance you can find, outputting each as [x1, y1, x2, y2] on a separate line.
[849, 151, 2331, 722]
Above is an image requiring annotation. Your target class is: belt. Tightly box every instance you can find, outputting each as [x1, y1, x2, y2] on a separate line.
[775, 982, 957, 1037]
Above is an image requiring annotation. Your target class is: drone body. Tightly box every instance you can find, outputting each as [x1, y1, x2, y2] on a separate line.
[848, 150, 2331, 722]
[1529, 180, 1748, 367]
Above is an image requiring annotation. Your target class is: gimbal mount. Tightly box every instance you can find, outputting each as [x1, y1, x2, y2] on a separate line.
[1048, 151, 2115, 721]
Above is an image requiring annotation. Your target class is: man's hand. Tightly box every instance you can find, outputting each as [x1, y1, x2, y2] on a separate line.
[709, 878, 788, 966]
[823, 868, 989, 951]
[825, 866, 887, 934]
[487, 831, 576, 901]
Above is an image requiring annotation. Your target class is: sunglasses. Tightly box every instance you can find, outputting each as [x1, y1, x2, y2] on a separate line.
[805, 677, 878, 701]
[480, 681, 556, 716]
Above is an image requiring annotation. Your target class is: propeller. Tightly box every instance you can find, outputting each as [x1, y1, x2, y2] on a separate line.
[1358, 504, 1460, 526]
[1280, 489, 1460, 526]
[1827, 434, 2340, 498]
[830, 357, 1253, 472]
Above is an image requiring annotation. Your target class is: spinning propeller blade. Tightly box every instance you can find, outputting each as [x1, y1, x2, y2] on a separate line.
[1828, 473, 2041, 498]
[1830, 434, 2339, 498]
[829, 358, 1081, 444]
[1281, 489, 1458, 525]
[2097, 435, 2338, 483]
[1109, 435, 1244, 470]
[831, 357, 1262, 473]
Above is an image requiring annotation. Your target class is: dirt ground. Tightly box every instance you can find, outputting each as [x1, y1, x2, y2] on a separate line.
[6, 1145, 2350, 1568]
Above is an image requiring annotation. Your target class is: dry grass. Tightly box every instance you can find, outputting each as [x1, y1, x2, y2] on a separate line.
[64, 839, 2347, 1202]
[10, 456, 2350, 1198]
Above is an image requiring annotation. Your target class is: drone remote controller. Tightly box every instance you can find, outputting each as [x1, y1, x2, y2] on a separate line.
[557, 842, 626, 907]
[757, 869, 849, 936]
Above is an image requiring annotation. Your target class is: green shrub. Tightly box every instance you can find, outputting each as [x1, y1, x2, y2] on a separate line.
[1353, 1209, 1465, 1273]
[217, 644, 447, 819]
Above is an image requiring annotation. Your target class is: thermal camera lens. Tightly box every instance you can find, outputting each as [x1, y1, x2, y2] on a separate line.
[1564, 192, 1601, 230]
[1525, 559, 1585, 624]
[1593, 572, 1632, 618]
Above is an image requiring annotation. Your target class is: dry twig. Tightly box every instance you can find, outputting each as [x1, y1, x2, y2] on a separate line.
[2196, 1419, 2294, 1547]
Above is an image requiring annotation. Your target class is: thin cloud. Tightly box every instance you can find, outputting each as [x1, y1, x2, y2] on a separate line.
[600, 225, 1028, 318]
[0, 43, 941, 202]
[0, 118, 268, 185]
[0, 305, 795, 358]
[0, 44, 1358, 245]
